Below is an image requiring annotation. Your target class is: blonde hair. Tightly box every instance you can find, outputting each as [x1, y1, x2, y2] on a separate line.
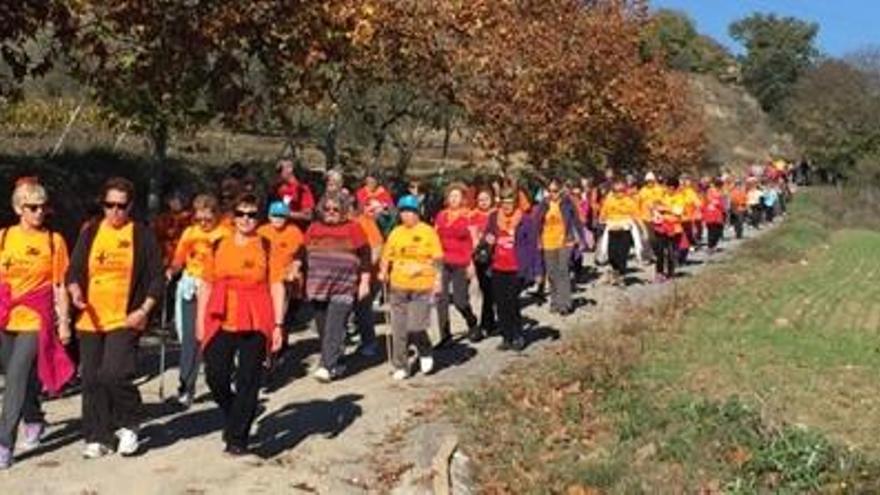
[192, 193, 220, 213]
[12, 180, 48, 210]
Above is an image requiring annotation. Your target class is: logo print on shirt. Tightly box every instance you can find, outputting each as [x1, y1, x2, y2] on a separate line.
[1, 258, 12, 271]
[118, 240, 132, 249]
[243, 259, 256, 270]
[25, 247, 41, 257]
[96, 251, 108, 265]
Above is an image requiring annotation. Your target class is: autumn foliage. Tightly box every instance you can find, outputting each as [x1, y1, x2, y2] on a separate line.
[6, 0, 706, 175]
[350, 0, 706, 173]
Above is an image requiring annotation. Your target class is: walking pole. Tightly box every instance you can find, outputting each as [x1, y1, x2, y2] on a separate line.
[384, 282, 393, 368]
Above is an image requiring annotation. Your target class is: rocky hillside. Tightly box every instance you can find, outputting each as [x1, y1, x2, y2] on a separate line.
[690, 74, 798, 170]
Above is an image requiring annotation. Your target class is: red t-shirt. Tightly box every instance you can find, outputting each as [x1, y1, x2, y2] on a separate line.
[277, 178, 315, 213]
[355, 186, 394, 209]
[435, 209, 473, 267]
[702, 190, 726, 225]
[470, 208, 492, 237]
[492, 229, 518, 273]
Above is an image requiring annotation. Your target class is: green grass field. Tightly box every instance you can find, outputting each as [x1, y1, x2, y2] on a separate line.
[448, 189, 880, 494]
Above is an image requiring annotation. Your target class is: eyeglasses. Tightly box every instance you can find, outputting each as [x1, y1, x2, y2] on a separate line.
[324, 206, 341, 213]
[234, 210, 259, 219]
[23, 203, 46, 212]
[103, 201, 129, 211]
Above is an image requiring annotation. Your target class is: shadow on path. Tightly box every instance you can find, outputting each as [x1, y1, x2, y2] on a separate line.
[253, 393, 364, 459]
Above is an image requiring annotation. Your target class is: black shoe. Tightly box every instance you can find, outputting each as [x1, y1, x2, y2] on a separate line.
[511, 337, 526, 352]
[434, 334, 454, 350]
[496, 340, 512, 351]
[224, 444, 249, 457]
[467, 326, 484, 343]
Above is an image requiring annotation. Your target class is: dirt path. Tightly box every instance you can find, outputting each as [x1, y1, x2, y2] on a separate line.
[0, 228, 766, 495]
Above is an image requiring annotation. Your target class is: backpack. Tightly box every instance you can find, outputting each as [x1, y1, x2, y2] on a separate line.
[472, 212, 499, 266]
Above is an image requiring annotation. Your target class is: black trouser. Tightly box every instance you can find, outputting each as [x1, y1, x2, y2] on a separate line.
[204, 330, 266, 449]
[437, 264, 477, 339]
[706, 223, 724, 249]
[764, 204, 776, 223]
[608, 230, 632, 276]
[353, 282, 379, 349]
[491, 272, 523, 344]
[682, 221, 697, 249]
[79, 329, 141, 446]
[654, 233, 678, 278]
[749, 206, 762, 228]
[731, 211, 745, 239]
[475, 262, 495, 332]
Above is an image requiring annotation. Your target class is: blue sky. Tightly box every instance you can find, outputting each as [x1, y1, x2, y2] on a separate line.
[650, 0, 880, 57]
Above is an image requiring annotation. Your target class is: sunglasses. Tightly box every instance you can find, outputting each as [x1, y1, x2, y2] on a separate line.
[324, 206, 341, 213]
[103, 201, 129, 210]
[23, 203, 47, 212]
[234, 209, 259, 219]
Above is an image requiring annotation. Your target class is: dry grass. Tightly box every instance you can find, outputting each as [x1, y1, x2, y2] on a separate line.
[447, 189, 880, 494]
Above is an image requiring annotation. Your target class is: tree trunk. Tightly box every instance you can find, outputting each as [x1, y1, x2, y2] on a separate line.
[148, 121, 169, 220]
[371, 131, 385, 171]
[322, 119, 338, 171]
[441, 119, 452, 166]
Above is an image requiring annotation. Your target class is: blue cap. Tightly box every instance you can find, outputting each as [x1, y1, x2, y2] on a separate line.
[397, 194, 421, 213]
[268, 201, 290, 218]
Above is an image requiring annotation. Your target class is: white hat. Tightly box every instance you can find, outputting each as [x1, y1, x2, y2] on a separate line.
[644, 172, 656, 182]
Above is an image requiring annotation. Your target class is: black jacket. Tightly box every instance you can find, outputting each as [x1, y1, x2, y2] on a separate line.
[66, 220, 165, 318]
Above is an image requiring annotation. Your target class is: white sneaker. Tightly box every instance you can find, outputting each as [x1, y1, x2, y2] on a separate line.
[419, 356, 434, 375]
[312, 367, 332, 383]
[82, 442, 113, 459]
[115, 428, 139, 456]
[392, 368, 409, 381]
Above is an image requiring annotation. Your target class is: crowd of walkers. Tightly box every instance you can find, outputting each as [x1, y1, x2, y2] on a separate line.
[0, 158, 794, 465]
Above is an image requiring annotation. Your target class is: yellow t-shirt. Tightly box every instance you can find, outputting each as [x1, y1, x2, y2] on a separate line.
[541, 201, 566, 250]
[382, 222, 443, 292]
[0, 226, 69, 331]
[637, 184, 666, 222]
[77, 222, 134, 332]
[600, 192, 639, 225]
[172, 223, 231, 279]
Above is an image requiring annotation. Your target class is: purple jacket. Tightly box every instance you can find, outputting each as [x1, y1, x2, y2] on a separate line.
[483, 210, 542, 282]
[534, 196, 587, 250]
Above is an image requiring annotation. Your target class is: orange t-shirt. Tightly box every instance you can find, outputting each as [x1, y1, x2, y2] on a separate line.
[257, 223, 304, 281]
[205, 235, 284, 331]
[355, 214, 383, 249]
[77, 221, 134, 332]
[0, 226, 69, 331]
[172, 223, 231, 279]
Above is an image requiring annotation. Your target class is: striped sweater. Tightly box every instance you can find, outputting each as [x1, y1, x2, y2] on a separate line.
[304, 221, 370, 303]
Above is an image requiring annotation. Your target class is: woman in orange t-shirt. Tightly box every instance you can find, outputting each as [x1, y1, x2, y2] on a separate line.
[67, 177, 164, 459]
[166, 193, 230, 408]
[0, 178, 73, 468]
[200, 193, 283, 456]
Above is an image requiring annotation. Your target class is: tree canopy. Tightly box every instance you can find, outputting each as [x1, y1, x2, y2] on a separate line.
[729, 13, 819, 117]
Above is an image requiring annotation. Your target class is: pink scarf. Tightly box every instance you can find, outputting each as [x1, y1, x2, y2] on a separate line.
[0, 283, 75, 395]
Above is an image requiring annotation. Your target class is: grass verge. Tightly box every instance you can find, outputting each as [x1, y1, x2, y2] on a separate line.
[447, 188, 880, 494]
